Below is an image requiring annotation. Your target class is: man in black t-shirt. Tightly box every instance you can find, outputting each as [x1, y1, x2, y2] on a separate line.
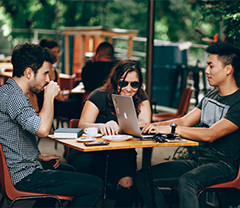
[137, 42, 240, 208]
[81, 42, 115, 92]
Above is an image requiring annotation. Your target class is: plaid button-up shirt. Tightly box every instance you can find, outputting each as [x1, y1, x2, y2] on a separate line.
[0, 79, 43, 185]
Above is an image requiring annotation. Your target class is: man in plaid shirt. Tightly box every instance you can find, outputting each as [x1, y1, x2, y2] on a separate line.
[0, 43, 102, 208]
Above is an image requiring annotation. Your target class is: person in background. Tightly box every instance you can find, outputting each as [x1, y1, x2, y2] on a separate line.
[68, 60, 151, 207]
[137, 42, 240, 208]
[29, 39, 59, 112]
[36, 47, 58, 110]
[39, 37, 82, 120]
[39, 37, 60, 63]
[38, 38, 61, 107]
[0, 43, 102, 208]
[81, 41, 116, 92]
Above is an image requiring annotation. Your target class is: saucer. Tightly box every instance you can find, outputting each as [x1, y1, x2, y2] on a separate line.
[102, 135, 133, 142]
[82, 133, 103, 138]
[76, 137, 97, 142]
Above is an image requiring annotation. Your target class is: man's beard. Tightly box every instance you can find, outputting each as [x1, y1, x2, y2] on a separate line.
[30, 86, 42, 95]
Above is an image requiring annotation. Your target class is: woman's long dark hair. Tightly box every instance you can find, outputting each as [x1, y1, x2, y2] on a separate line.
[102, 59, 146, 116]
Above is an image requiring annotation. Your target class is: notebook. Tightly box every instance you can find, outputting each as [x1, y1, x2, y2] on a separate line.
[112, 94, 153, 139]
[54, 128, 83, 138]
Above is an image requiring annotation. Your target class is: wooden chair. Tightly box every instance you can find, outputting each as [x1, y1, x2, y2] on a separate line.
[0, 144, 73, 208]
[69, 119, 80, 129]
[152, 86, 193, 122]
[198, 164, 240, 207]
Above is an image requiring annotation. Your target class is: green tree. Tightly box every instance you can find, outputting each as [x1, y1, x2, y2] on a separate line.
[0, 0, 56, 29]
[192, 0, 240, 46]
[0, 0, 207, 44]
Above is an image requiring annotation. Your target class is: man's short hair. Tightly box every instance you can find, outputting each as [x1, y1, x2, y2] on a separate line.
[206, 42, 240, 80]
[95, 42, 114, 59]
[39, 38, 58, 49]
[11, 43, 45, 77]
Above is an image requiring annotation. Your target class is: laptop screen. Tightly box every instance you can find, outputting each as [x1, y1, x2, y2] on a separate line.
[112, 94, 143, 138]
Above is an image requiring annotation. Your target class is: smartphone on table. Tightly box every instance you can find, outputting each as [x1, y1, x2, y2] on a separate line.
[84, 141, 109, 146]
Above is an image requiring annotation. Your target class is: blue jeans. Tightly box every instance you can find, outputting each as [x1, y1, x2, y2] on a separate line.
[136, 157, 238, 208]
[15, 169, 103, 208]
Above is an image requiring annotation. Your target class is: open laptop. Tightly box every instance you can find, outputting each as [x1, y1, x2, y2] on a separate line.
[112, 94, 154, 139]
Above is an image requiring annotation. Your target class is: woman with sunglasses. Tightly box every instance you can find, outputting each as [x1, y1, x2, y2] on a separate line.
[68, 59, 151, 207]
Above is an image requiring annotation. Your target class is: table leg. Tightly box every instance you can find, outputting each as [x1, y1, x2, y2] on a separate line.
[144, 147, 157, 208]
[102, 152, 109, 208]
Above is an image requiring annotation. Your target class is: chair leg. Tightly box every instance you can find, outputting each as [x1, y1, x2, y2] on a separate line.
[55, 118, 60, 148]
[198, 189, 221, 208]
[0, 194, 5, 208]
[50, 122, 55, 134]
[54, 118, 60, 149]
[169, 188, 175, 208]
[55, 141, 58, 149]
[56, 118, 60, 129]
[64, 146, 70, 160]
[214, 192, 221, 208]
[9, 195, 63, 208]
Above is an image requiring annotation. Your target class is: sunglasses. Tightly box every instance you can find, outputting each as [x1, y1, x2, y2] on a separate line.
[118, 80, 140, 89]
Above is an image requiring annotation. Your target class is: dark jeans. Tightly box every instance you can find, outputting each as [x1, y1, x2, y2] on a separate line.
[15, 169, 103, 208]
[136, 157, 238, 208]
[68, 149, 137, 207]
[68, 149, 137, 187]
[40, 160, 76, 172]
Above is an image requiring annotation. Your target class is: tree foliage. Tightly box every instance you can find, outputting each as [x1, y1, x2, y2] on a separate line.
[0, 0, 55, 29]
[0, 0, 201, 43]
[0, 0, 239, 46]
[192, 0, 240, 46]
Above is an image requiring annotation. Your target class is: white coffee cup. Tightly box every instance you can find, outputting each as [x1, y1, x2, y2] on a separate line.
[84, 127, 98, 137]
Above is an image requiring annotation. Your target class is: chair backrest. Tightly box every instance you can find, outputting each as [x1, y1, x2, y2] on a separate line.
[0, 143, 43, 199]
[0, 144, 73, 202]
[176, 86, 193, 116]
[0, 144, 9, 196]
[198, 164, 240, 200]
[69, 119, 80, 128]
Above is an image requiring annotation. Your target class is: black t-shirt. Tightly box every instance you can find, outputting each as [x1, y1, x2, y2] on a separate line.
[87, 88, 149, 124]
[81, 61, 115, 92]
[197, 88, 240, 168]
